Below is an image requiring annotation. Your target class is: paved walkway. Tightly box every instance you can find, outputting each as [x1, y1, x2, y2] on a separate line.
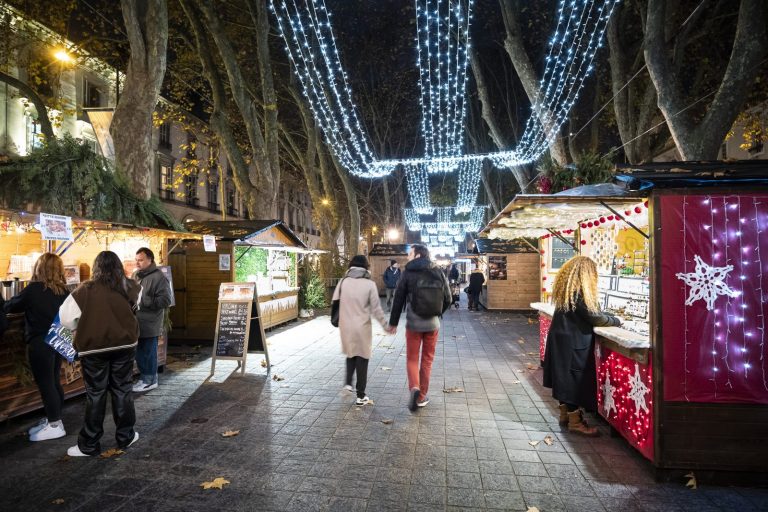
[1, 299, 767, 512]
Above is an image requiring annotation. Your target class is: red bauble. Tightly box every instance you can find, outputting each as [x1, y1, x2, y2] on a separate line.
[588, 222, 594, 228]
[644, 200, 649, 208]
[580, 240, 587, 245]
[542, 276, 547, 281]
[625, 210, 631, 216]
[599, 217, 606, 223]
[634, 206, 642, 214]
[580, 223, 587, 229]
[607, 215, 614, 221]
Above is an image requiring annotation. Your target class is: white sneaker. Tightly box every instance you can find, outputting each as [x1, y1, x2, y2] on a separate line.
[123, 431, 140, 449]
[355, 396, 370, 406]
[67, 445, 91, 457]
[132, 382, 158, 393]
[29, 422, 65, 442]
[417, 397, 430, 407]
[343, 384, 354, 392]
[28, 418, 48, 435]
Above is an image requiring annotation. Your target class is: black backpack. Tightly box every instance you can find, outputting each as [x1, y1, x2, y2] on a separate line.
[410, 268, 447, 318]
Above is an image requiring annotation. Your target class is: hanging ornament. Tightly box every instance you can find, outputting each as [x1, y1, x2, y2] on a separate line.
[675, 254, 737, 311]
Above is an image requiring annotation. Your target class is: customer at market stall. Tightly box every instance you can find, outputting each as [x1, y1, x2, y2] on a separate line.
[3, 253, 70, 441]
[543, 255, 621, 436]
[132, 247, 172, 393]
[59, 251, 141, 456]
[467, 266, 485, 311]
[382, 259, 401, 312]
[334, 255, 393, 406]
[388, 244, 452, 411]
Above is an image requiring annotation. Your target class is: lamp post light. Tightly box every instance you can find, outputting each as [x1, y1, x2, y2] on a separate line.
[53, 49, 73, 64]
[388, 228, 399, 242]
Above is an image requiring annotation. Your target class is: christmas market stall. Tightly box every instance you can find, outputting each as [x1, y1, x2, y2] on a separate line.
[368, 244, 410, 296]
[174, 220, 307, 340]
[484, 163, 768, 476]
[0, 209, 198, 420]
[471, 238, 540, 310]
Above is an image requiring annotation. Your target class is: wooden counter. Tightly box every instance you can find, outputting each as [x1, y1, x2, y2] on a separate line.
[257, 288, 299, 329]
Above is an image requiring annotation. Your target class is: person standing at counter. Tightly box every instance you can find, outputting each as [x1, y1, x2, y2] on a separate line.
[3, 253, 70, 441]
[543, 256, 621, 437]
[132, 247, 172, 393]
[333, 255, 392, 406]
[59, 251, 141, 456]
[467, 266, 485, 311]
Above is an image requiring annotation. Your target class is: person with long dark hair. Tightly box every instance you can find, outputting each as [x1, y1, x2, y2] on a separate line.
[4, 253, 70, 441]
[59, 251, 142, 456]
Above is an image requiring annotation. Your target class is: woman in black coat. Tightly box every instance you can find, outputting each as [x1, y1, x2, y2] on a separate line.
[543, 256, 620, 436]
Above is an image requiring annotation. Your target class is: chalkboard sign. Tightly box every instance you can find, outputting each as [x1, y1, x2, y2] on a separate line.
[551, 237, 576, 270]
[215, 301, 250, 357]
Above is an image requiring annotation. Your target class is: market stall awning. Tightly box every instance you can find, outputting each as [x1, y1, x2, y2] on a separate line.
[186, 220, 307, 249]
[482, 194, 647, 240]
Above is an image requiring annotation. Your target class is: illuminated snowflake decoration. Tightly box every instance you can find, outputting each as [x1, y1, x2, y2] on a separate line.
[602, 373, 617, 417]
[675, 254, 737, 311]
[627, 363, 650, 417]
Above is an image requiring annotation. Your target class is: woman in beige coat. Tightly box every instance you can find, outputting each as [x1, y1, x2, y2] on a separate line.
[332, 255, 391, 405]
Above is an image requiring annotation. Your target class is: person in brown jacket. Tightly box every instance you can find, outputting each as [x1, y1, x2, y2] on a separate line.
[59, 251, 142, 456]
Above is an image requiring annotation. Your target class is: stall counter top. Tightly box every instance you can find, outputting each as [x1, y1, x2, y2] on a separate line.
[530, 302, 555, 316]
[594, 326, 650, 364]
[257, 287, 299, 299]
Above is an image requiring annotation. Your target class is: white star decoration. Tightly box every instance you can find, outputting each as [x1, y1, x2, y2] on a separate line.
[627, 363, 650, 417]
[675, 254, 737, 311]
[602, 373, 616, 417]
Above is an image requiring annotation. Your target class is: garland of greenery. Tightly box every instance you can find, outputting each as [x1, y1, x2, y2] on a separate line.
[536, 152, 615, 193]
[0, 135, 182, 230]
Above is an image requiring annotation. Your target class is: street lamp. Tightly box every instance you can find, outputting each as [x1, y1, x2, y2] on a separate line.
[53, 49, 73, 63]
[387, 228, 399, 242]
[321, 198, 330, 206]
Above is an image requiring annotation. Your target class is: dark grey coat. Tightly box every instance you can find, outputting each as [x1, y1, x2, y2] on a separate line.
[134, 264, 172, 338]
[542, 297, 619, 411]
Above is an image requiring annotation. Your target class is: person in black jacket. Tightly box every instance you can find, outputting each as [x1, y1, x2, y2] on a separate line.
[467, 266, 485, 311]
[4, 253, 70, 441]
[543, 256, 621, 436]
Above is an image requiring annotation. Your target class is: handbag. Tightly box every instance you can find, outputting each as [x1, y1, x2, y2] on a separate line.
[44, 313, 78, 362]
[331, 278, 346, 327]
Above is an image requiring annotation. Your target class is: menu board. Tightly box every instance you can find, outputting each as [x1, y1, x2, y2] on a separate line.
[550, 237, 576, 269]
[215, 301, 250, 358]
[488, 256, 508, 280]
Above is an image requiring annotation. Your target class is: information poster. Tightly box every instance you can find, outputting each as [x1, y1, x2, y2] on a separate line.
[219, 254, 231, 271]
[488, 256, 508, 280]
[203, 235, 216, 252]
[39, 213, 73, 241]
[158, 265, 176, 307]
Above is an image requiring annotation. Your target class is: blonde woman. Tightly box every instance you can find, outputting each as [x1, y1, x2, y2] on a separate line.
[543, 256, 620, 436]
[4, 253, 70, 441]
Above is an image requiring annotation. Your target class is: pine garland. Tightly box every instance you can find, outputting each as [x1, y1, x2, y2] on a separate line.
[0, 135, 182, 230]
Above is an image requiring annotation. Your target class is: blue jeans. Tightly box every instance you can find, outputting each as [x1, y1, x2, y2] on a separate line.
[136, 337, 158, 385]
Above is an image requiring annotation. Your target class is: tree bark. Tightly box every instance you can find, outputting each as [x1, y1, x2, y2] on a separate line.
[0, 71, 55, 141]
[334, 156, 360, 257]
[498, 0, 569, 166]
[644, 0, 768, 159]
[111, 0, 168, 199]
[194, 0, 279, 218]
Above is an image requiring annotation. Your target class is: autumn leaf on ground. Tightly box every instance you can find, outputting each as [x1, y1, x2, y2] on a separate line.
[56, 455, 71, 463]
[272, 374, 285, 382]
[527, 317, 536, 324]
[527, 352, 538, 356]
[517, 338, 526, 345]
[527, 507, 540, 512]
[381, 367, 392, 371]
[528, 440, 540, 447]
[100, 448, 124, 458]
[511, 380, 521, 384]
[543, 435, 554, 446]
[381, 419, 393, 425]
[685, 472, 697, 490]
[526, 363, 538, 370]
[517, 369, 526, 373]
[51, 498, 65, 505]
[200, 477, 230, 490]
[260, 359, 268, 368]
[221, 430, 240, 438]
[443, 387, 464, 393]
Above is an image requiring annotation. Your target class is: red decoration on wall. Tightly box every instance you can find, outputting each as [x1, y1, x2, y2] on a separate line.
[580, 240, 587, 245]
[596, 345, 654, 461]
[660, 194, 768, 404]
[634, 206, 642, 214]
[581, 223, 587, 229]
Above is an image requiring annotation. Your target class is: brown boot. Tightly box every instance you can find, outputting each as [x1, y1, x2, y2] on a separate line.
[558, 404, 568, 426]
[567, 410, 599, 437]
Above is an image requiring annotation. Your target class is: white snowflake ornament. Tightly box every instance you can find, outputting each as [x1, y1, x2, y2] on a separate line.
[627, 363, 650, 417]
[602, 373, 616, 417]
[676, 254, 737, 311]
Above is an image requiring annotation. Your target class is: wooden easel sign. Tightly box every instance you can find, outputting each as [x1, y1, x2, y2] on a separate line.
[211, 283, 270, 375]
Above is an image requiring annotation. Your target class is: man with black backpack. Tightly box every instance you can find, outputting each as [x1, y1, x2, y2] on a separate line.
[388, 244, 452, 412]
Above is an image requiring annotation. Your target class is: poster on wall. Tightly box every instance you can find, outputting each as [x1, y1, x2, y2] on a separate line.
[660, 194, 768, 404]
[219, 254, 231, 272]
[63, 265, 80, 285]
[203, 235, 216, 252]
[39, 213, 73, 241]
[488, 256, 508, 280]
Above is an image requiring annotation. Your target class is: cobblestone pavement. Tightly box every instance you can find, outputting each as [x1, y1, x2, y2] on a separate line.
[1, 300, 767, 512]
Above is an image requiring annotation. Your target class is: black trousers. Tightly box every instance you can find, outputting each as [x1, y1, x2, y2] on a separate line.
[28, 337, 65, 422]
[78, 348, 136, 455]
[345, 356, 369, 399]
[468, 290, 481, 309]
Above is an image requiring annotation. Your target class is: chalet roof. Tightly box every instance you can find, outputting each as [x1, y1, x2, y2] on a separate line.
[185, 220, 307, 248]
